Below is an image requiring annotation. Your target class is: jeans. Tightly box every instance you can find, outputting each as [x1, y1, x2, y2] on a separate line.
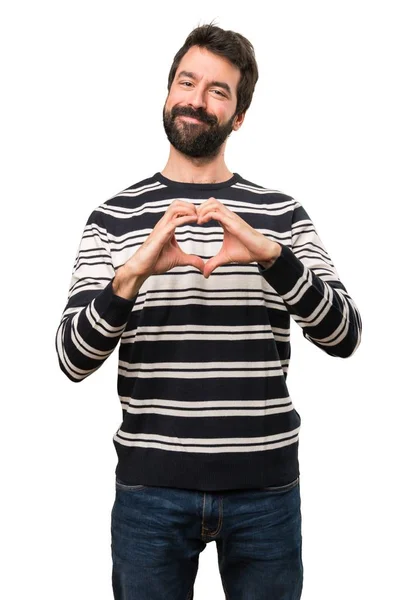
[111, 477, 303, 600]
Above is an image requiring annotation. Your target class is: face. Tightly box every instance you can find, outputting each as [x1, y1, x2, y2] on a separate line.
[163, 46, 244, 158]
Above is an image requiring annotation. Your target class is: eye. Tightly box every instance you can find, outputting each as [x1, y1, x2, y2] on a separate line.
[180, 81, 193, 87]
[211, 89, 226, 98]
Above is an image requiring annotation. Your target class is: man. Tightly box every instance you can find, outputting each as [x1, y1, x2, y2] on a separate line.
[56, 23, 362, 600]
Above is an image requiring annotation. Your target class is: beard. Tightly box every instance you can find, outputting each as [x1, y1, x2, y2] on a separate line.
[163, 103, 236, 159]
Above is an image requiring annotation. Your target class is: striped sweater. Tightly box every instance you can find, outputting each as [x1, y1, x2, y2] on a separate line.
[55, 171, 362, 491]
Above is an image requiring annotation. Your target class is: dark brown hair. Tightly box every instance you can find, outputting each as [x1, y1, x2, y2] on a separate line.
[167, 22, 259, 117]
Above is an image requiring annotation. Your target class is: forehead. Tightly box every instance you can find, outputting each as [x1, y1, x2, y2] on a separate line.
[175, 46, 241, 96]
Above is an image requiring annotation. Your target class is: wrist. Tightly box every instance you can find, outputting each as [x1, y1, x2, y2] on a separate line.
[259, 242, 282, 270]
[112, 264, 148, 300]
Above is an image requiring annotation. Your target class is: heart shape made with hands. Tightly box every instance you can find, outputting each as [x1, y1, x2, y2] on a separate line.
[168, 197, 280, 279]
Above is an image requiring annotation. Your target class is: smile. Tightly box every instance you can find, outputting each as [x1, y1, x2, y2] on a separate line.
[178, 116, 207, 124]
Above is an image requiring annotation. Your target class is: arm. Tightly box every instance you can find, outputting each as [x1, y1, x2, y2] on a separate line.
[197, 197, 362, 359]
[55, 200, 204, 382]
[257, 201, 362, 358]
[55, 211, 136, 382]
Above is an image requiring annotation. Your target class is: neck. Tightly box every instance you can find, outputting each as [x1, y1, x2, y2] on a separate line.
[161, 146, 233, 184]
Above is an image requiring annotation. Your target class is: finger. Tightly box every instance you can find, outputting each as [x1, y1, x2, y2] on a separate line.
[151, 214, 198, 249]
[157, 201, 197, 229]
[178, 252, 205, 273]
[171, 235, 205, 273]
[197, 198, 231, 219]
[167, 199, 198, 218]
[197, 209, 231, 227]
[197, 199, 220, 216]
[165, 213, 198, 233]
[200, 196, 217, 205]
[203, 252, 226, 278]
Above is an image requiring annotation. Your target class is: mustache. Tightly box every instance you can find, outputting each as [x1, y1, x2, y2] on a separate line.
[171, 106, 217, 126]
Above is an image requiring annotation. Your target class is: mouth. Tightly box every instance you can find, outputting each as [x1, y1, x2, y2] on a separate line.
[177, 115, 208, 124]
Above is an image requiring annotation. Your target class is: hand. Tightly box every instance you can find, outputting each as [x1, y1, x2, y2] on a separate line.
[129, 199, 205, 277]
[113, 200, 204, 299]
[197, 197, 282, 278]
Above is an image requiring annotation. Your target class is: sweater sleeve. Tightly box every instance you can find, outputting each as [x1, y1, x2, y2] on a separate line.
[258, 200, 362, 358]
[55, 209, 136, 382]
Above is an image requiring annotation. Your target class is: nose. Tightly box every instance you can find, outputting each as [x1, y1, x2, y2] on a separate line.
[187, 85, 207, 110]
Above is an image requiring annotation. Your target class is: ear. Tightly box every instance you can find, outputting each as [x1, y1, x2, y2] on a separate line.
[232, 111, 246, 131]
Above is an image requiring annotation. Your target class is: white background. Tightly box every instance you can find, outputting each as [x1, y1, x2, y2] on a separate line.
[1, 0, 399, 598]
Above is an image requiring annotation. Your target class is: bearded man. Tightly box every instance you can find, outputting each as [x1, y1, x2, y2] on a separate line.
[56, 22, 362, 600]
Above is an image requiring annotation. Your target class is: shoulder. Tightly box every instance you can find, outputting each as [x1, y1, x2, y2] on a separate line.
[87, 173, 166, 221]
[231, 174, 296, 208]
[102, 173, 165, 208]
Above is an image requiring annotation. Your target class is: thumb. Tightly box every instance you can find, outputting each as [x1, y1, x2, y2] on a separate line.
[179, 252, 205, 274]
[203, 252, 226, 278]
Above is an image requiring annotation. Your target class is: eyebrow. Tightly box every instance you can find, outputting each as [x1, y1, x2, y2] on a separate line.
[177, 70, 233, 97]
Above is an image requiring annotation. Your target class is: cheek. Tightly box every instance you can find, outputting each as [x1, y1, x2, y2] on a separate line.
[165, 91, 184, 109]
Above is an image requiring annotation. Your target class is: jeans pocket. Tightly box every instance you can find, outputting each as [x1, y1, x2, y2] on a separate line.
[115, 478, 147, 491]
[260, 477, 299, 493]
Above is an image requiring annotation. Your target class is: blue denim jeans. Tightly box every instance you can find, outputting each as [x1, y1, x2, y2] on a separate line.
[111, 477, 303, 599]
